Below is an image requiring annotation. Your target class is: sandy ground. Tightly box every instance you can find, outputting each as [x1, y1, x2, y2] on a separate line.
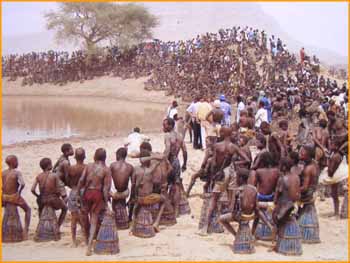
[2, 134, 349, 261]
[2, 78, 349, 261]
[2, 77, 178, 105]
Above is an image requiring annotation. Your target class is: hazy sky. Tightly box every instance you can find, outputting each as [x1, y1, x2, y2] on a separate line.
[2, 2, 348, 57]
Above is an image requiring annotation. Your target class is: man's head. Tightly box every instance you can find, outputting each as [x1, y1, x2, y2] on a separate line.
[116, 147, 127, 161]
[299, 144, 315, 161]
[61, 143, 74, 157]
[163, 117, 175, 133]
[39, 158, 53, 171]
[172, 100, 178, 108]
[5, 155, 18, 169]
[236, 168, 250, 186]
[75, 147, 86, 162]
[219, 94, 225, 102]
[319, 119, 328, 129]
[139, 149, 151, 167]
[237, 96, 242, 103]
[133, 127, 141, 133]
[280, 157, 294, 173]
[140, 141, 152, 153]
[278, 119, 288, 131]
[219, 126, 232, 139]
[94, 148, 107, 162]
[259, 151, 274, 168]
[258, 100, 265, 108]
[239, 135, 249, 147]
[256, 133, 266, 150]
[260, 121, 271, 135]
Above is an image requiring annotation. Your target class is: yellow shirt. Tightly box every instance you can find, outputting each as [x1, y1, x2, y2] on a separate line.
[197, 102, 212, 121]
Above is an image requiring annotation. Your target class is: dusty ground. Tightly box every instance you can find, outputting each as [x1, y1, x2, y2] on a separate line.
[2, 78, 349, 261]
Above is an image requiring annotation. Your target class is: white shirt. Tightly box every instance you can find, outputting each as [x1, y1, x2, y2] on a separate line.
[125, 132, 149, 153]
[186, 102, 199, 118]
[167, 106, 178, 119]
[236, 101, 245, 123]
[255, 108, 268, 128]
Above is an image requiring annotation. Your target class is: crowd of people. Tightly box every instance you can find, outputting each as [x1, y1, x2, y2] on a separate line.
[3, 26, 332, 103]
[2, 25, 349, 258]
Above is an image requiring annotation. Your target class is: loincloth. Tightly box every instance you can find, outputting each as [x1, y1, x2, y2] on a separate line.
[68, 189, 80, 213]
[82, 189, 104, 214]
[226, 165, 237, 191]
[168, 157, 181, 185]
[110, 189, 129, 200]
[40, 193, 65, 210]
[319, 158, 348, 185]
[137, 193, 161, 205]
[273, 201, 296, 223]
[257, 192, 274, 202]
[2, 193, 26, 207]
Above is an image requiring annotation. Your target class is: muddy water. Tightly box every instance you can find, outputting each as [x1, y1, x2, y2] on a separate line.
[2, 96, 174, 145]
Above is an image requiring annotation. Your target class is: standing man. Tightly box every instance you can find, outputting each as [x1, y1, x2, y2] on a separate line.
[66, 148, 87, 246]
[187, 97, 202, 149]
[255, 101, 268, 130]
[77, 148, 112, 256]
[53, 143, 74, 199]
[197, 96, 212, 150]
[219, 94, 232, 126]
[166, 100, 179, 119]
[163, 118, 188, 216]
[110, 147, 134, 229]
[236, 96, 245, 124]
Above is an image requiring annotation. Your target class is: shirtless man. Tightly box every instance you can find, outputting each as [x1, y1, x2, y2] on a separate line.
[110, 147, 133, 228]
[219, 168, 258, 236]
[130, 150, 166, 232]
[260, 121, 286, 166]
[77, 148, 112, 256]
[2, 155, 31, 239]
[327, 110, 348, 161]
[251, 133, 268, 170]
[31, 158, 67, 231]
[66, 148, 87, 246]
[312, 119, 329, 170]
[278, 119, 293, 154]
[298, 145, 320, 209]
[199, 127, 250, 235]
[163, 118, 188, 217]
[326, 140, 346, 216]
[272, 157, 301, 250]
[249, 151, 279, 238]
[186, 103, 222, 197]
[239, 110, 255, 136]
[53, 143, 74, 198]
[249, 151, 279, 202]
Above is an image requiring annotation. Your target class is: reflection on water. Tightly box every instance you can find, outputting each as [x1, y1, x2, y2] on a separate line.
[3, 96, 168, 145]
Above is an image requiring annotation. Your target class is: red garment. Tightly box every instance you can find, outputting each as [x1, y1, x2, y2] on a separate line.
[83, 189, 104, 214]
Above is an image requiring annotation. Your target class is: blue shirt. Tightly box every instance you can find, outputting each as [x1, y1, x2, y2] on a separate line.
[220, 101, 232, 126]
